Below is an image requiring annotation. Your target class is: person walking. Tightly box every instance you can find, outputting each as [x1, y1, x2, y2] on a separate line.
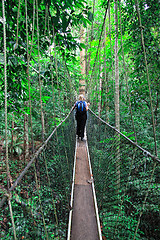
[74, 95, 89, 141]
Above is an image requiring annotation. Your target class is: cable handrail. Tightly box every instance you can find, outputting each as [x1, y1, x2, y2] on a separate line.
[86, 137, 103, 240]
[88, 108, 160, 163]
[67, 137, 77, 240]
[87, 108, 159, 239]
[0, 106, 75, 208]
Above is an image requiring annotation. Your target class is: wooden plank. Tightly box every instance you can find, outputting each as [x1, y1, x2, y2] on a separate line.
[71, 139, 99, 240]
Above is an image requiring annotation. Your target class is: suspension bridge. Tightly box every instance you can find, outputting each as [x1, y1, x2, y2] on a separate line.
[1, 108, 160, 240]
[1, 0, 160, 239]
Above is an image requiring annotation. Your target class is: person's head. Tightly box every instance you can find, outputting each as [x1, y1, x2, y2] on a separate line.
[79, 94, 84, 101]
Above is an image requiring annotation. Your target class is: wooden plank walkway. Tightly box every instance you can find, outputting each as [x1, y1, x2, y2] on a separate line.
[71, 138, 99, 240]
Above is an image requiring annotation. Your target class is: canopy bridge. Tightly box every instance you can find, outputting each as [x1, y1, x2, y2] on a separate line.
[1, 0, 159, 239]
[1, 108, 160, 240]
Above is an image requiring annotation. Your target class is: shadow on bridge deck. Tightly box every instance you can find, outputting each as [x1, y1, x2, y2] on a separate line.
[71, 138, 99, 240]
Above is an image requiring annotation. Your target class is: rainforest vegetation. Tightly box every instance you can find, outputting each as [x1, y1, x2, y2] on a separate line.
[0, 0, 159, 239]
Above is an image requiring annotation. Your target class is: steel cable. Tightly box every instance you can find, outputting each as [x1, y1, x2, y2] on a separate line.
[87, 109, 160, 239]
[0, 108, 75, 239]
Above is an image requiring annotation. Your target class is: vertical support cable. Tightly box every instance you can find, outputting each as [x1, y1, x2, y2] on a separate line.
[14, 0, 21, 51]
[2, 0, 17, 239]
[133, 162, 157, 240]
[48, 19, 56, 125]
[64, 61, 74, 106]
[119, 0, 137, 143]
[2, 0, 10, 190]
[8, 196, 17, 240]
[53, 25, 59, 89]
[33, 163, 49, 240]
[89, 1, 110, 94]
[67, 138, 77, 240]
[44, 151, 59, 233]
[114, 0, 120, 192]
[135, 0, 157, 156]
[36, 0, 45, 142]
[108, 1, 114, 94]
[29, 0, 35, 60]
[25, 0, 34, 153]
[86, 137, 103, 240]
[53, 25, 63, 119]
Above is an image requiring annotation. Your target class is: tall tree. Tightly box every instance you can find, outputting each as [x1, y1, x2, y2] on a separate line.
[114, 0, 120, 191]
[114, 0, 120, 131]
[79, 25, 86, 96]
[98, 49, 103, 117]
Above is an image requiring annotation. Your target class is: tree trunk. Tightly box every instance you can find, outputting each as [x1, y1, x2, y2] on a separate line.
[87, 0, 95, 77]
[11, 113, 14, 161]
[24, 106, 29, 165]
[104, 19, 109, 123]
[79, 25, 86, 96]
[114, 0, 120, 131]
[109, 2, 114, 91]
[86, 26, 89, 77]
[114, 0, 120, 191]
[98, 52, 103, 117]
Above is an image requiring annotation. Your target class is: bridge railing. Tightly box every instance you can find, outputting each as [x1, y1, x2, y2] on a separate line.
[0, 110, 75, 240]
[87, 109, 160, 240]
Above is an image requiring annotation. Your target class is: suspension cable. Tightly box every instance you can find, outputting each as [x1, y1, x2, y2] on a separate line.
[28, 0, 35, 61]
[34, 4, 49, 237]
[88, 0, 110, 93]
[25, 0, 34, 153]
[133, 3, 158, 236]
[14, 0, 21, 51]
[89, 108, 160, 162]
[135, 0, 157, 156]
[33, 163, 49, 239]
[8, 195, 17, 240]
[23, 0, 35, 166]
[53, 25, 59, 89]
[36, 0, 45, 142]
[2, 0, 17, 239]
[91, 0, 96, 41]
[2, 0, 10, 192]
[108, 1, 114, 87]
[43, 151, 59, 232]
[47, 13, 57, 125]
[50, 32, 57, 125]
[64, 61, 74, 105]
[86, 0, 96, 76]
[87, 108, 159, 239]
[47, 16, 61, 236]
[0, 106, 74, 208]
[119, 0, 137, 143]
[133, 161, 157, 240]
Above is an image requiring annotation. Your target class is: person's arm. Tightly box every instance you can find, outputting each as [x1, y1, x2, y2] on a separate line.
[73, 102, 77, 110]
[85, 102, 90, 111]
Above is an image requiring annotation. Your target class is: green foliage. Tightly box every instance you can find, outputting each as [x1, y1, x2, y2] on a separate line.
[0, 112, 76, 239]
[0, 0, 160, 238]
[87, 112, 160, 239]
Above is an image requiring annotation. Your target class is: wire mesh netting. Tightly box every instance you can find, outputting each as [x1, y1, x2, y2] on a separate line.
[0, 111, 75, 240]
[87, 110, 160, 240]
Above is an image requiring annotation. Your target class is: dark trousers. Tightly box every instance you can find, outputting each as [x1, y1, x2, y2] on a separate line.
[76, 113, 87, 138]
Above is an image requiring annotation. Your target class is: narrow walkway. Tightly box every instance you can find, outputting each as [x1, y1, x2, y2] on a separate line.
[71, 137, 99, 240]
